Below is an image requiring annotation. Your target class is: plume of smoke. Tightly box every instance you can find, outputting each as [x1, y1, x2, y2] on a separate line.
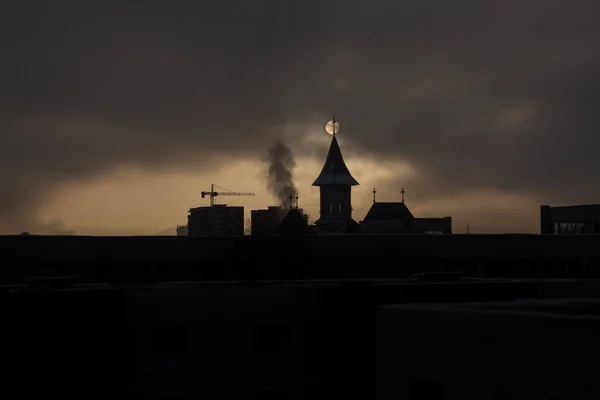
[0, 214, 75, 235]
[266, 142, 298, 209]
[37, 218, 76, 235]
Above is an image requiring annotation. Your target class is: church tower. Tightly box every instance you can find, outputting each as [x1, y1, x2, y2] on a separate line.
[312, 118, 359, 232]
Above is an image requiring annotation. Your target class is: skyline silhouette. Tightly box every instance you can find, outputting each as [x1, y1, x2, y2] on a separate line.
[1, 1, 599, 235]
[4, 3, 600, 399]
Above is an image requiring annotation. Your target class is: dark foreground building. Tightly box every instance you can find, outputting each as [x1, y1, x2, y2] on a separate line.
[378, 299, 600, 399]
[6, 279, 600, 398]
[541, 204, 600, 234]
[5, 234, 600, 285]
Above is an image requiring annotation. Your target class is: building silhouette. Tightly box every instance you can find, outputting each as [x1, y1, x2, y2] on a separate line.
[360, 200, 452, 234]
[541, 204, 600, 234]
[277, 208, 311, 235]
[251, 205, 309, 236]
[246, 119, 455, 236]
[377, 299, 600, 399]
[312, 133, 359, 233]
[251, 206, 286, 236]
[187, 205, 244, 236]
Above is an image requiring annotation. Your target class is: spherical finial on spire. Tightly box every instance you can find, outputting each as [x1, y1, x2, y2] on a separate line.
[325, 117, 340, 135]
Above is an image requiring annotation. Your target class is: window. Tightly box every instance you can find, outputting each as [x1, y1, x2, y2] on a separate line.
[338, 203, 342, 212]
[555, 221, 586, 234]
[329, 204, 332, 213]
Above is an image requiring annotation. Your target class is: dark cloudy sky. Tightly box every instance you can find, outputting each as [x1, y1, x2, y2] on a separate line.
[1, 0, 599, 234]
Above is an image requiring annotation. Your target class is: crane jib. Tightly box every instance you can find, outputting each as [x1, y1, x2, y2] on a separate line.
[201, 185, 255, 206]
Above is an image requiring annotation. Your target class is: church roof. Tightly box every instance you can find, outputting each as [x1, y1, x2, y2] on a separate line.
[312, 135, 359, 186]
[363, 202, 414, 221]
[277, 208, 310, 235]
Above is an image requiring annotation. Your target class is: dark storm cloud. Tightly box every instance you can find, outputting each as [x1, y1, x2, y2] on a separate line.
[1, 0, 600, 232]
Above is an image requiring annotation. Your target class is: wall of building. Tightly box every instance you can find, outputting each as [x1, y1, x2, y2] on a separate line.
[124, 284, 319, 398]
[359, 217, 452, 234]
[188, 205, 244, 236]
[377, 300, 600, 399]
[7, 280, 600, 398]
[359, 219, 410, 234]
[251, 207, 309, 235]
[318, 185, 353, 222]
[7, 234, 600, 264]
[251, 206, 285, 236]
[409, 217, 452, 234]
[550, 205, 600, 221]
[540, 204, 600, 234]
[5, 235, 600, 285]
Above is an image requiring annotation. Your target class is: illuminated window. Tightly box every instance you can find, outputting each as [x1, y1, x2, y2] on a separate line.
[555, 222, 586, 234]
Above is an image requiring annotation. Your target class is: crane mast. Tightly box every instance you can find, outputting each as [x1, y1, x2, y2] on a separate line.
[201, 184, 255, 206]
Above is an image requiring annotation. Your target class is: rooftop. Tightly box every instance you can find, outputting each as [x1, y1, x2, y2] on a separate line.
[312, 135, 359, 186]
[363, 202, 414, 221]
[277, 208, 310, 235]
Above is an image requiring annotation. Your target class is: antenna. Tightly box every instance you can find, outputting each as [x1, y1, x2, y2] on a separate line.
[288, 193, 293, 209]
[372, 188, 377, 203]
[401, 188, 405, 203]
[295, 193, 299, 209]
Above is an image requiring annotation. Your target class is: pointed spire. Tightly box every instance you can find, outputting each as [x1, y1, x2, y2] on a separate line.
[312, 134, 359, 186]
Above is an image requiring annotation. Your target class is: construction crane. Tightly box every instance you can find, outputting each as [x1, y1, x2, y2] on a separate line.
[201, 184, 255, 206]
